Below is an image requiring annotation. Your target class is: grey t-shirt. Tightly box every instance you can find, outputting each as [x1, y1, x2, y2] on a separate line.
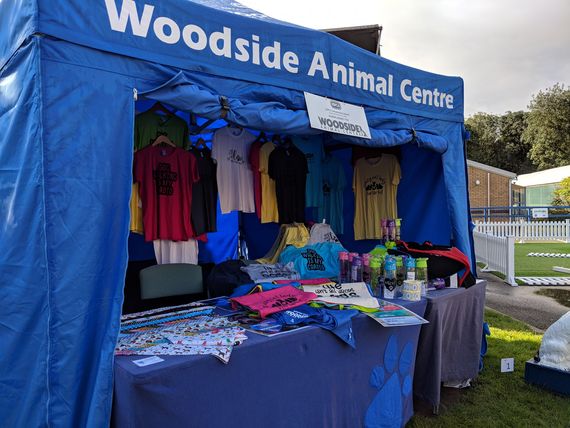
[241, 263, 300, 283]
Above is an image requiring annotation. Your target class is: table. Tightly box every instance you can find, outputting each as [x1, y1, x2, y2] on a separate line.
[413, 280, 487, 412]
[113, 300, 426, 428]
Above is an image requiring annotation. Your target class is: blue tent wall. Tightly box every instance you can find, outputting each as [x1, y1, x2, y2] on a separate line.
[0, 2, 473, 424]
[0, 38, 50, 427]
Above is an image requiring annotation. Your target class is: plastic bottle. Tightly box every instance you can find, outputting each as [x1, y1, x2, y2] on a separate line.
[369, 256, 381, 297]
[381, 219, 388, 243]
[383, 256, 397, 299]
[387, 219, 396, 241]
[405, 256, 416, 280]
[395, 256, 406, 298]
[362, 254, 371, 286]
[395, 218, 402, 241]
[351, 256, 363, 282]
[338, 252, 350, 283]
[415, 257, 429, 296]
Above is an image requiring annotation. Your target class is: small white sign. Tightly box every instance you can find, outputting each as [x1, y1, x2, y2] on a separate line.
[132, 356, 164, 367]
[501, 358, 514, 373]
[531, 208, 548, 219]
[304, 92, 371, 139]
[449, 273, 458, 289]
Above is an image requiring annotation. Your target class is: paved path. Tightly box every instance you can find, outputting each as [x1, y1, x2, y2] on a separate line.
[480, 270, 569, 331]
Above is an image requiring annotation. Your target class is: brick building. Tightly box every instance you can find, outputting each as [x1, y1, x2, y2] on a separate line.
[467, 160, 517, 208]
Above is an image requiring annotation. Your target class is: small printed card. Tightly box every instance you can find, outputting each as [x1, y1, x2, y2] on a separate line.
[500, 358, 514, 372]
[132, 356, 164, 367]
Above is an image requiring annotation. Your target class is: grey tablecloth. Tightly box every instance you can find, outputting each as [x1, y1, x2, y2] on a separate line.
[413, 280, 487, 410]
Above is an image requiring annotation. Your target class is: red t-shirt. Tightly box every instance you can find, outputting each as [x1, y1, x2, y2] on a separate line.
[134, 146, 199, 242]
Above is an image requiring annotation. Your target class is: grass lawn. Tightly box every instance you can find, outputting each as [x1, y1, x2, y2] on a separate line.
[515, 242, 570, 277]
[408, 309, 570, 427]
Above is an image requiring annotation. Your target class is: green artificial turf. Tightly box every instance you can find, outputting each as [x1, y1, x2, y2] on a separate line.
[408, 309, 570, 427]
[515, 242, 570, 277]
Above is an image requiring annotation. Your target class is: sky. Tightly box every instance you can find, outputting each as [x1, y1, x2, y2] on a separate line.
[239, 0, 570, 117]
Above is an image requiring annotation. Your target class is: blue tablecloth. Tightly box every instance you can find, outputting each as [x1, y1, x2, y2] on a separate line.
[112, 299, 427, 428]
[413, 280, 487, 411]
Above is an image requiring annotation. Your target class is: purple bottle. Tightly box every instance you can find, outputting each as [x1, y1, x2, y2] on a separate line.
[338, 252, 350, 283]
[351, 256, 363, 282]
[387, 219, 396, 241]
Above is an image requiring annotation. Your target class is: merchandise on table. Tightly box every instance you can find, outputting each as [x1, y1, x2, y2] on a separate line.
[318, 155, 346, 234]
[257, 223, 310, 264]
[240, 262, 300, 283]
[362, 254, 371, 286]
[405, 256, 416, 280]
[189, 144, 218, 234]
[369, 256, 382, 297]
[338, 251, 350, 283]
[134, 145, 200, 242]
[279, 242, 346, 280]
[351, 256, 363, 282]
[308, 223, 340, 245]
[302, 282, 380, 309]
[415, 257, 429, 296]
[230, 285, 317, 318]
[402, 280, 422, 301]
[292, 135, 324, 208]
[383, 255, 397, 299]
[395, 256, 405, 298]
[268, 139, 308, 224]
[271, 304, 358, 348]
[365, 300, 428, 327]
[212, 125, 256, 214]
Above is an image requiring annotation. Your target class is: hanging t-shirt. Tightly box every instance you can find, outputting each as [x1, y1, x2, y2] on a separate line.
[292, 136, 325, 208]
[353, 155, 401, 240]
[212, 126, 256, 214]
[249, 140, 263, 220]
[134, 109, 189, 151]
[153, 239, 199, 264]
[279, 242, 346, 280]
[131, 109, 189, 234]
[318, 155, 346, 235]
[259, 142, 279, 223]
[134, 145, 199, 242]
[188, 145, 218, 235]
[268, 143, 308, 224]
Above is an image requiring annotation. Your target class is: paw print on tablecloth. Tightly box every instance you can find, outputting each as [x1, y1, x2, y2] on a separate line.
[364, 335, 414, 428]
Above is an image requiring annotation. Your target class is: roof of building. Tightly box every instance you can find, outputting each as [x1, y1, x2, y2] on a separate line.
[514, 165, 570, 187]
[467, 160, 517, 179]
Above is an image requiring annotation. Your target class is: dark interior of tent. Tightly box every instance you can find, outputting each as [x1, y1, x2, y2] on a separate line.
[124, 96, 452, 314]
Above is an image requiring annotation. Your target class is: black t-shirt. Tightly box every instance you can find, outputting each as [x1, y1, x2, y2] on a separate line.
[268, 143, 308, 224]
[189, 146, 218, 235]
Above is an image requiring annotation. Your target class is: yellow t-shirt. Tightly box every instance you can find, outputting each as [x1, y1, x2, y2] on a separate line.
[130, 183, 144, 234]
[259, 142, 279, 223]
[353, 155, 401, 240]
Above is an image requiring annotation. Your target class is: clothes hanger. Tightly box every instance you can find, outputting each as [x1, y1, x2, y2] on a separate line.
[152, 135, 176, 147]
[148, 102, 174, 116]
[256, 132, 269, 144]
[271, 134, 282, 145]
[195, 137, 207, 148]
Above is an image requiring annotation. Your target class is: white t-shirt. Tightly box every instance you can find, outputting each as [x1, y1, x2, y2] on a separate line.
[212, 126, 256, 214]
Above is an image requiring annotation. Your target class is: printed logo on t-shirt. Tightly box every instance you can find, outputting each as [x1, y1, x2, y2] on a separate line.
[364, 176, 385, 196]
[153, 163, 178, 195]
[270, 297, 299, 308]
[301, 249, 325, 271]
[227, 149, 245, 165]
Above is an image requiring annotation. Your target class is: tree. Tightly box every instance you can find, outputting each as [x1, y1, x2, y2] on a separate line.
[552, 177, 570, 206]
[465, 111, 533, 173]
[523, 84, 570, 170]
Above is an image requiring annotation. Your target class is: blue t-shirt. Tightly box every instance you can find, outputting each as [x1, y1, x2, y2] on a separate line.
[318, 155, 346, 234]
[279, 242, 345, 279]
[292, 136, 324, 208]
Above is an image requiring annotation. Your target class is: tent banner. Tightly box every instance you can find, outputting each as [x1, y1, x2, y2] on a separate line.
[34, 0, 464, 122]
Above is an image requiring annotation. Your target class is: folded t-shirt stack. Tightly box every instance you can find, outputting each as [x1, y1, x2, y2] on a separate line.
[241, 262, 300, 283]
[279, 242, 346, 279]
[230, 285, 317, 318]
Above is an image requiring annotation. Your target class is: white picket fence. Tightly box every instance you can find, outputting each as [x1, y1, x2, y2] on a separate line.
[473, 231, 517, 286]
[474, 220, 570, 243]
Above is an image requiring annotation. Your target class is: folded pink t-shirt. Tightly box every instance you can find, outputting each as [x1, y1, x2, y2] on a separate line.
[230, 285, 317, 318]
[273, 278, 333, 285]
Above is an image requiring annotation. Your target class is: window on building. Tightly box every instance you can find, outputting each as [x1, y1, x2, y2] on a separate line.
[525, 184, 558, 206]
